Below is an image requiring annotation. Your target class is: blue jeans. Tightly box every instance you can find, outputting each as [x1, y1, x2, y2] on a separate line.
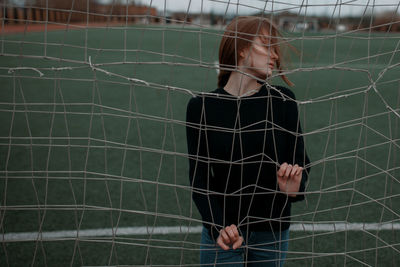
[200, 227, 289, 267]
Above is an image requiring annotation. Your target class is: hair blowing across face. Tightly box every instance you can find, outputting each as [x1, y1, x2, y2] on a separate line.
[218, 16, 293, 88]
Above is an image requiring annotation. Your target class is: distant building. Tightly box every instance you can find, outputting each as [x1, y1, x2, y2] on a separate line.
[277, 13, 319, 32]
[373, 11, 400, 32]
[249, 12, 319, 32]
[336, 24, 348, 32]
[2, 1, 398, 32]
[168, 12, 228, 27]
[1, 0, 158, 24]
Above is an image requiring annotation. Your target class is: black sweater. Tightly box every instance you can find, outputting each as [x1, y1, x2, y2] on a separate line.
[186, 85, 310, 238]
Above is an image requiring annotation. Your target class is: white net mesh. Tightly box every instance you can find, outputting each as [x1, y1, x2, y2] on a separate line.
[0, 0, 399, 266]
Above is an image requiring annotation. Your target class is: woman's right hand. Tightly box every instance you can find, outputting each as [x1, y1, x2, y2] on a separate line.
[216, 224, 244, 250]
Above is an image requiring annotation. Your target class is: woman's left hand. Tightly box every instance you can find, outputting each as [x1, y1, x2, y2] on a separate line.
[216, 224, 244, 250]
[277, 163, 303, 197]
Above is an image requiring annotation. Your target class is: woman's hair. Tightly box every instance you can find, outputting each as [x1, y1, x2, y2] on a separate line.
[218, 16, 293, 88]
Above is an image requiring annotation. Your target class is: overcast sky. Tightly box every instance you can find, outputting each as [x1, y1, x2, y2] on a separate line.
[110, 0, 400, 17]
[10, 0, 399, 16]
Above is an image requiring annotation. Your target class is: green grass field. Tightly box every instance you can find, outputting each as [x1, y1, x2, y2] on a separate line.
[0, 24, 399, 266]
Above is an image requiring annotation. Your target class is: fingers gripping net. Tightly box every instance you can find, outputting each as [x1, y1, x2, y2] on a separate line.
[1, 0, 399, 266]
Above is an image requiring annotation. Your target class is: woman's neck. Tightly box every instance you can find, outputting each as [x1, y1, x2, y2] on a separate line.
[223, 72, 262, 97]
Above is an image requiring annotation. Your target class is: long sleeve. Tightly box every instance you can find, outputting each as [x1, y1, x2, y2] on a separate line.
[283, 89, 311, 203]
[186, 96, 224, 238]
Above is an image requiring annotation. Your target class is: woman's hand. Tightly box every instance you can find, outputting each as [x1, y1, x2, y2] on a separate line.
[277, 163, 303, 197]
[216, 224, 244, 250]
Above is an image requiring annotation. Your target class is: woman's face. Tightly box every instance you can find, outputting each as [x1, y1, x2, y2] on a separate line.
[239, 36, 278, 80]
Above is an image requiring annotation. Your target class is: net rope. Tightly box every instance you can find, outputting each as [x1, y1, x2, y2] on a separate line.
[0, 0, 400, 266]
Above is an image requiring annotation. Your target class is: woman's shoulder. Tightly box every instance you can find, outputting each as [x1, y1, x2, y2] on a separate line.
[187, 88, 223, 105]
[186, 88, 220, 114]
[186, 95, 202, 116]
[268, 85, 296, 100]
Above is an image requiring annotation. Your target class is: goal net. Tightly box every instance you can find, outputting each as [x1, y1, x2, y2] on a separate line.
[1, 0, 399, 266]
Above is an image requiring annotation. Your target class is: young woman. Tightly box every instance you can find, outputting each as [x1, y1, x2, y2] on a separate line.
[186, 16, 310, 266]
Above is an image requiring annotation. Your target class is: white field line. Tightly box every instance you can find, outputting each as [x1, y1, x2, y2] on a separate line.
[3, 223, 400, 242]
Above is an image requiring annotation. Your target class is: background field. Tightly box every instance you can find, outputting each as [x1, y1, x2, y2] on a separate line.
[0, 24, 399, 266]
